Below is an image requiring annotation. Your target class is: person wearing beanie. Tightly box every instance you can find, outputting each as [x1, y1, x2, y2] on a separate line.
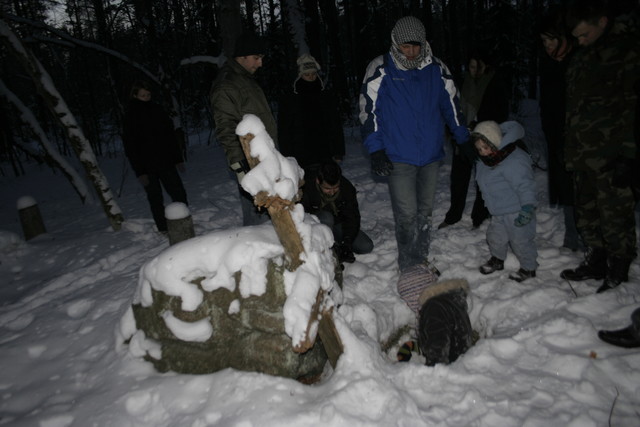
[395, 261, 473, 366]
[472, 120, 538, 282]
[359, 16, 469, 272]
[278, 53, 345, 177]
[210, 31, 277, 226]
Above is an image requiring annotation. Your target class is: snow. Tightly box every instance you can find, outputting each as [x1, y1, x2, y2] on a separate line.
[1, 100, 640, 426]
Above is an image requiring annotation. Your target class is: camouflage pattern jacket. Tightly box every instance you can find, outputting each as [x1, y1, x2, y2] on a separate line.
[565, 17, 640, 171]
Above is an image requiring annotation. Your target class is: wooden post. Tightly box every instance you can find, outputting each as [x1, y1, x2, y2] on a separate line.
[237, 132, 343, 364]
[17, 196, 46, 240]
[165, 202, 195, 246]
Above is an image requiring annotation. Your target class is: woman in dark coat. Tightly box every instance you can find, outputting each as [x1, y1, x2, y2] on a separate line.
[278, 54, 345, 178]
[439, 52, 510, 230]
[538, 6, 581, 250]
[122, 80, 188, 233]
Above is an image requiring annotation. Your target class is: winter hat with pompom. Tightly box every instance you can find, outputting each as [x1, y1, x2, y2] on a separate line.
[297, 54, 321, 76]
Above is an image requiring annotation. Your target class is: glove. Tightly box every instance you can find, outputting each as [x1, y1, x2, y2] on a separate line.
[230, 159, 250, 182]
[337, 241, 355, 263]
[371, 150, 393, 176]
[514, 204, 535, 227]
[601, 156, 634, 189]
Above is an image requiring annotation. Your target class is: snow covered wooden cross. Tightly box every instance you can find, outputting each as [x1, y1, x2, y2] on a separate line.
[238, 130, 343, 365]
[239, 133, 305, 271]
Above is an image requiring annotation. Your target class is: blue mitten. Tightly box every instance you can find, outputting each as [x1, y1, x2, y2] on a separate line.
[514, 204, 535, 227]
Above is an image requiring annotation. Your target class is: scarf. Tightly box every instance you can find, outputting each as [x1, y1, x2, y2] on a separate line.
[479, 143, 517, 167]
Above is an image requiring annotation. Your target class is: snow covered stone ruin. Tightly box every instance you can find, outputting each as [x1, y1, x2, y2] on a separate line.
[117, 115, 342, 380]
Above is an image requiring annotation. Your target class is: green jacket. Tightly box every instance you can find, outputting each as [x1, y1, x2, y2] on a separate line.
[210, 59, 278, 166]
[565, 18, 639, 171]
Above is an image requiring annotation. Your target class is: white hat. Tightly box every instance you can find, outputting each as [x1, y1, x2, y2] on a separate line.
[297, 54, 320, 76]
[472, 121, 502, 149]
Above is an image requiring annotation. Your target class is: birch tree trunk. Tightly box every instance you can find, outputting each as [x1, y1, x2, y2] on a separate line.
[0, 79, 91, 203]
[0, 19, 124, 230]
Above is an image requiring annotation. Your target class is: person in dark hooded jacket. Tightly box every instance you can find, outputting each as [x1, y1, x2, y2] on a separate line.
[396, 261, 473, 366]
[278, 54, 345, 178]
[122, 80, 188, 233]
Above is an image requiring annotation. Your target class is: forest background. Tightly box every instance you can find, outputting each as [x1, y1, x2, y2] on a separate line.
[1, 0, 638, 227]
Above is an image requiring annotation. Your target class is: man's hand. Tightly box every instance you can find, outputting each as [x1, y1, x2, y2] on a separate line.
[337, 241, 355, 263]
[230, 159, 250, 182]
[371, 150, 393, 176]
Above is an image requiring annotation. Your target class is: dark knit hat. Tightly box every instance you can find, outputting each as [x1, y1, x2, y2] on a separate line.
[233, 33, 266, 57]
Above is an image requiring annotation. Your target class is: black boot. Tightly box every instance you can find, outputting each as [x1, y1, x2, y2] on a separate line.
[596, 256, 632, 293]
[479, 256, 504, 274]
[560, 247, 607, 281]
[598, 327, 640, 348]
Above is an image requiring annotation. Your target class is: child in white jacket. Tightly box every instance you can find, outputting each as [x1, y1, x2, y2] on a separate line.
[473, 121, 538, 282]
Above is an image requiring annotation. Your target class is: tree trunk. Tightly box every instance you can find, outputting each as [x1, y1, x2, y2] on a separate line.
[0, 19, 124, 230]
[0, 79, 91, 203]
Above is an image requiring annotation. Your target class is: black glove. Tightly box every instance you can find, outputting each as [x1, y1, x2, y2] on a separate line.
[230, 159, 250, 182]
[601, 156, 634, 189]
[371, 150, 393, 176]
[337, 241, 355, 263]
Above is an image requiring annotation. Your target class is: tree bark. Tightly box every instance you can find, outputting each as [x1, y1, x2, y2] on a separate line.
[0, 19, 124, 230]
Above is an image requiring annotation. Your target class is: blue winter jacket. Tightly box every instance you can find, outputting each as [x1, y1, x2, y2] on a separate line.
[475, 147, 537, 216]
[359, 53, 469, 166]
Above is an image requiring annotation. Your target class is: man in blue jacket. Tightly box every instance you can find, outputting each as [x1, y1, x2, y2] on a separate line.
[359, 16, 469, 271]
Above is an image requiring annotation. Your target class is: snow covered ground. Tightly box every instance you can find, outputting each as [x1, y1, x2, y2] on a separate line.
[1, 102, 639, 426]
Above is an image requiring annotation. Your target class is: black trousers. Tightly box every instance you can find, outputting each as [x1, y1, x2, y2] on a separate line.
[444, 152, 489, 226]
[144, 167, 188, 231]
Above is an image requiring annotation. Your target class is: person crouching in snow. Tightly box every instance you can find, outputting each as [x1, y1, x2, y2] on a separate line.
[396, 261, 473, 366]
[473, 120, 538, 282]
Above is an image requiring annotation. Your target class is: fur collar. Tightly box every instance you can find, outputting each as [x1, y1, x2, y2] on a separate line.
[418, 278, 469, 306]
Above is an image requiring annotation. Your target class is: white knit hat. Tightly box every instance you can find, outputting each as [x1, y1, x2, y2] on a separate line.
[472, 121, 502, 149]
[297, 54, 320, 76]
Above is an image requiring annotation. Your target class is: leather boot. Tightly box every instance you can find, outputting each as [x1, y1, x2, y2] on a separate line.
[596, 256, 632, 293]
[598, 327, 640, 348]
[560, 247, 607, 281]
[479, 256, 504, 274]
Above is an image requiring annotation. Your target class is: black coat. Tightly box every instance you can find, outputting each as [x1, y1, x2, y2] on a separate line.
[301, 174, 361, 245]
[123, 99, 183, 177]
[278, 79, 345, 170]
[539, 54, 574, 206]
[475, 69, 510, 124]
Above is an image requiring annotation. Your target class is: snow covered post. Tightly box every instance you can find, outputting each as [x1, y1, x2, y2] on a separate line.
[17, 196, 46, 240]
[165, 202, 194, 246]
[237, 125, 343, 364]
[239, 133, 305, 271]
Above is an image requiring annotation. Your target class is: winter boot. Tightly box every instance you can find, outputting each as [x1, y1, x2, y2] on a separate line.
[596, 256, 632, 293]
[479, 256, 504, 275]
[598, 327, 640, 348]
[509, 268, 536, 282]
[560, 247, 607, 281]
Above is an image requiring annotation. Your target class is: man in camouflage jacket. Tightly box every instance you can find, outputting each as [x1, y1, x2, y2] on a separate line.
[561, 0, 639, 293]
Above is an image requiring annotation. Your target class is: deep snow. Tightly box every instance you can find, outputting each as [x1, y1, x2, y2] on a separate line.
[1, 100, 639, 427]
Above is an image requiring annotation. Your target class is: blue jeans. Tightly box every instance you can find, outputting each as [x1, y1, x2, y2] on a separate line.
[388, 161, 439, 271]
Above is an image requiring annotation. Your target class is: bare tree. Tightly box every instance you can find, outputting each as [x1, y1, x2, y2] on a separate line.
[0, 19, 124, 230]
